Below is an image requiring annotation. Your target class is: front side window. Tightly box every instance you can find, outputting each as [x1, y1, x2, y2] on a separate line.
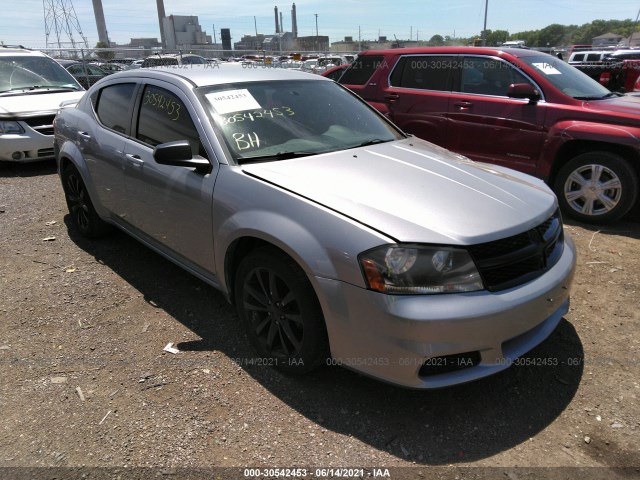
[201, 80, 403, 162]
[389, 56, 452, 91]
[137, 85, 205, 157]
[95, 83, 136, 135]
[518, 54, 612, 99]
[459, 57, 532, 96]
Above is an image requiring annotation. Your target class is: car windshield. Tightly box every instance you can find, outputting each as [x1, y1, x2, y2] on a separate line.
[518, 55, 612, 99]
[0, 56, 81, 93]
[200, 80, 404, 162]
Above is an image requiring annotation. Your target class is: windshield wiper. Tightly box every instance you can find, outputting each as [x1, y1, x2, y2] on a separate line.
[237, 151, 317, 164]
[575, 92, 622, 100]
[352, 138, 392, 148]
[0, 85, 81, 94]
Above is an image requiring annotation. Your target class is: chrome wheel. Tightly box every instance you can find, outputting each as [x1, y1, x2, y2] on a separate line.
[563, 163, 622, 216]
[554, 152, 638, 224]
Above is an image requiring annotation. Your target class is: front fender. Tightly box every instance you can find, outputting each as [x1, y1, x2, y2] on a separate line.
[212, 167, 392, 295]
[540, 119, 640, 177]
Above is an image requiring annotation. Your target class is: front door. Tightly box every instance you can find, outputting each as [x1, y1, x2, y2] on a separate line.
[121, 83, 218, 274]
[446, 56, 546, 174]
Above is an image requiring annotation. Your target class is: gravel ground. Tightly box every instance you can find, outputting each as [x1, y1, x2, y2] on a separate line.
[0, 161, 639, 480]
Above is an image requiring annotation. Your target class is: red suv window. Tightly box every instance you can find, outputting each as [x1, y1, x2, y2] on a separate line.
[389, 56, 452, 91]
[340, 55, 385, 85]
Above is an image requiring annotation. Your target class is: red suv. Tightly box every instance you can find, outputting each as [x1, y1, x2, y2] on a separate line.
[334, 47, 640, 223]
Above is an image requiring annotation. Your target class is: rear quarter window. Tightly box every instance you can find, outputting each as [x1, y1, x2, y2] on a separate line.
[339, 55, 385, 85]
[95, 83, 137, 135]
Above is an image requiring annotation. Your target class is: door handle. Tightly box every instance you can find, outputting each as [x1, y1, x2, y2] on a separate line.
[78, 131, 91, 140]
[454, 101, 473, 111]
[384, 93, 399, 102]
[125, 153, 144, 168]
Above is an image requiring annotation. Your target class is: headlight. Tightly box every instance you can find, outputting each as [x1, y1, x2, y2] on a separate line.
[0, 121, 25, 135]
[359, 245, 484, 294]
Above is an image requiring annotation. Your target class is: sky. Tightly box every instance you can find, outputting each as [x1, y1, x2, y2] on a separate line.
[1, 0, 639, 49]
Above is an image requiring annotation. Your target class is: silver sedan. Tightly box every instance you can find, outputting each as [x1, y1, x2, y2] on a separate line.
[54, 64, 576, 388]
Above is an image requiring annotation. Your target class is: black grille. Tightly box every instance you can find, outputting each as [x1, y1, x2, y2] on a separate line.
[37, 148, 55, 158]
[468, 210, 564, 291]
[22, 115, 56, 136]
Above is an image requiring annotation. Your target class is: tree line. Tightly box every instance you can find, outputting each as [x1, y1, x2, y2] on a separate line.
[424, 18, 638, 47]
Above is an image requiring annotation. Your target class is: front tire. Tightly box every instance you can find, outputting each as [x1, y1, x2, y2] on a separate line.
[61, 164, 111, 238]
[234, 247, 329, 374]
[554, 152, 638, 224]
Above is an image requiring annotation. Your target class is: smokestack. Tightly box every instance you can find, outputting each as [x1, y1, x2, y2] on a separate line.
[92, 0, 109, 44]
[291, 3, 298, 39]
[156, 0, 167, 48]
[274, 6, 280, 33]
[280, 11, 284, 33]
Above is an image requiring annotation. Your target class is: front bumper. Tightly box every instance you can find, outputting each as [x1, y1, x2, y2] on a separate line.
[314, 235, 577, 388]
[0, 132, 55, 162]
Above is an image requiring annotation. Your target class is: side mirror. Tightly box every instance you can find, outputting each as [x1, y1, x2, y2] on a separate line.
[153, 140, 210, 173]
[507, 83, 541, 104]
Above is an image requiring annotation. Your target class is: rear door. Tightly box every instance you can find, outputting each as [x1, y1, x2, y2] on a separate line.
[338, 54, 390, 115]
[446, 55, 547, 174]
[82, 82, 137, 217]
[381, 54, 454, 147]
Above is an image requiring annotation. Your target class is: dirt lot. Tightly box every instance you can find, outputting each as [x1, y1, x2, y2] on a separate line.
[0, 161, 639, 480]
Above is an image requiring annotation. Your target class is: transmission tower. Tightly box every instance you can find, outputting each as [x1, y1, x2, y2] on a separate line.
[43, 0, 89, 49]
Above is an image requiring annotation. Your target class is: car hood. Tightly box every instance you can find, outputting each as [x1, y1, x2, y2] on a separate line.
[0, 90, 84, 118]
[241, 138, 557, 245]
[583, 94, 640, 116]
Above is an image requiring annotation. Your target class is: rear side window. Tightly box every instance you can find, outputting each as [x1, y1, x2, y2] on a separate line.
[95, 83, 136, 135]
[339, 55, 385, 85]
[389, 56, 452, 91]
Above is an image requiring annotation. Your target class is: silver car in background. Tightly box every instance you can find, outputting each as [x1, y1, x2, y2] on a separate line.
[54, 64, 576, 388]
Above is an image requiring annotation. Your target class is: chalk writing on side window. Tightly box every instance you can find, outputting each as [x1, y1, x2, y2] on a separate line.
[143, 89, 181, 121]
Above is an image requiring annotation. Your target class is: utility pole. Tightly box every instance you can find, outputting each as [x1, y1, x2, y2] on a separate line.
[482, 0, 488, 46]
[314, 13, 319, 51]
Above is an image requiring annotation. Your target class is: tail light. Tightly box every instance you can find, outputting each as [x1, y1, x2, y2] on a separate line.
[599, 72, 611, 86]
[634, 75, 640, 92]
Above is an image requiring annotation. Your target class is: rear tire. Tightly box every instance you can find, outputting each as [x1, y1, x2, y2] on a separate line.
[234, 247, 329, 374]
[61, 164, 111, 238]
[554, 152, 638, 224]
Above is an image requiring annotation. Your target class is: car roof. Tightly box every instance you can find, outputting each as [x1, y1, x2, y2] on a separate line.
[107, 63, 329, 87]
[356, 46, 545, 58]
[0, 47, 47, 57]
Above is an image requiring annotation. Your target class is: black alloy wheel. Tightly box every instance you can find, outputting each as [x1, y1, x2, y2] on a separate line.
[234, 247, 329, 374]
[61, 164, 111, 238]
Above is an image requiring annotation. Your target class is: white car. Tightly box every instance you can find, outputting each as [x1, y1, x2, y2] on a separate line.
[0, 46, 84, 163]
